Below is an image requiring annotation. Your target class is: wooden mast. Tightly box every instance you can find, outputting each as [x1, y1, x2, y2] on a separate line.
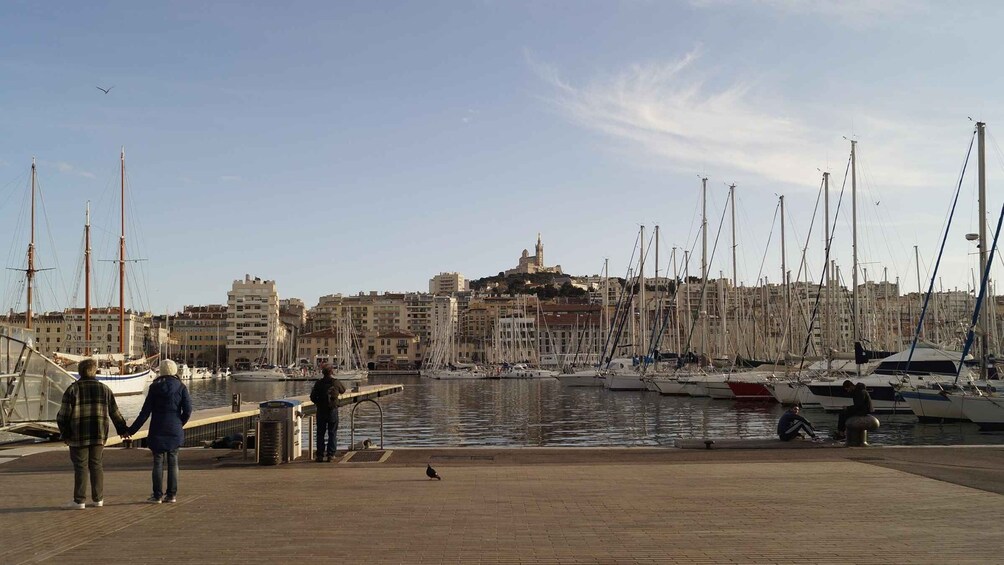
[119, 148, 126, 373]
[26, 158, 37, 330]
[85, 202, 91, 349]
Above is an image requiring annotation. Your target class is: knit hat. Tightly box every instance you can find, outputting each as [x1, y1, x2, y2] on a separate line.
[159, 359, 179, 377]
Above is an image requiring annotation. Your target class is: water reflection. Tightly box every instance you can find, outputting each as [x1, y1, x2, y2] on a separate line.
[162, 376, 1004, 448]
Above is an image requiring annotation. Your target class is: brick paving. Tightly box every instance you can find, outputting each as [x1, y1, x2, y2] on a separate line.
[1, 447, 1002, 564]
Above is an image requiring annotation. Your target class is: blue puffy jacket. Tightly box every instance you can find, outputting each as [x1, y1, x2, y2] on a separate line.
[128, 376, 193, 453]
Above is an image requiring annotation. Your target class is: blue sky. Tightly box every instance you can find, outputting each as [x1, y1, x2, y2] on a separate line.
[2, 0, 1004, 315]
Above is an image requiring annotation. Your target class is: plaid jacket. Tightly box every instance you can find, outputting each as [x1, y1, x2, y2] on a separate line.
[56, 378, 129, 447]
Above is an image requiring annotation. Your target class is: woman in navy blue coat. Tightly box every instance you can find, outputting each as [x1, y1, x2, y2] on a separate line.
[128, 359, 192, 503]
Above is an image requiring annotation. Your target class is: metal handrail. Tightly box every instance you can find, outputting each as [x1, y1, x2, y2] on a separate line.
[348, 399, 384, 451]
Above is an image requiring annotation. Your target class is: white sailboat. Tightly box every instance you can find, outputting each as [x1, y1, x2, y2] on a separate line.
[25, 155, 154, 395]
[331, 317, 368, 383]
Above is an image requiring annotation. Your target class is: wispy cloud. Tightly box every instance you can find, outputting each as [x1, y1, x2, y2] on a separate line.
[220, 175, 242, 182]
[462, 108, 478, 124]
[688, 0, 922, 26]
[530, 48, 951, 191]
[54, 161, 97, 179]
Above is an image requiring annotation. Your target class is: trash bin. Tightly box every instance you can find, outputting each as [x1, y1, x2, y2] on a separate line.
[257, 420, 284, 465]
[258, 399, 303, 462]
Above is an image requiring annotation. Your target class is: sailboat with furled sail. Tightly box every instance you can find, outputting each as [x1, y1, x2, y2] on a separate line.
[0, 159, 79, 438]
[54, 149, 155, 395]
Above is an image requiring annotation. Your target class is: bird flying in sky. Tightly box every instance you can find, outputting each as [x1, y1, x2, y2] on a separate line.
[96, 85, 114, 94]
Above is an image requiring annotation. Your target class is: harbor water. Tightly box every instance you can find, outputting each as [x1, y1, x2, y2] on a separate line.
[111, 374, 1004, 448]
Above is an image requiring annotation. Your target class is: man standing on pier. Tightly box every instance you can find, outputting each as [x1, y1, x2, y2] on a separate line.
[310, 366, 345, 462]
[56, 358, 131, 509]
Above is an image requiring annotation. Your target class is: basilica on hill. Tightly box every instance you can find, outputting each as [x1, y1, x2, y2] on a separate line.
[505, 234, 563, 276]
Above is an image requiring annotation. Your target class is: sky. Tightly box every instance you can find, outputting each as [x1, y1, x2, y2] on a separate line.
[2, 0, 1004, 316]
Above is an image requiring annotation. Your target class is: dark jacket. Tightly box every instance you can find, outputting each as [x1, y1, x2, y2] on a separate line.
[128, 376, 193, 453]
[310, 376, 345, 416]
[850, 384, 874, 416]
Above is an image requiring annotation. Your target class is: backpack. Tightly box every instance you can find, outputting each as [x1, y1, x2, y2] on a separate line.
[327, 379, 346, 407]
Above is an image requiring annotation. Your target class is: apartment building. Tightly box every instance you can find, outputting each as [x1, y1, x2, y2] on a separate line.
[428, 272, 468, 294]
[169, 305, 227, 368]
[226, 275, 288, 368]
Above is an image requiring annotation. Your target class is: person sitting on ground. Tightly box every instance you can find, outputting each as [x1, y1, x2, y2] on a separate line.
[777, 404, 817, 441]
[835, 380, 874, 440]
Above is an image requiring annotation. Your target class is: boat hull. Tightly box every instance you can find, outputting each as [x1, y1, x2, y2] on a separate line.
[232, 369, 288, 382]
[726, 380, 775, 401]
[555, 372, 604, 387]
[958, 395, 1004, 430]
[604, 373, 646, 391]
[74, 369, 154, 396]
[899, 389, 967, 421]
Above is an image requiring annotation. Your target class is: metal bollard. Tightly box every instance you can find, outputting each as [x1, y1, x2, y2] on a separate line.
[232, 393, 242, 413]
[845, 415, 880, 447]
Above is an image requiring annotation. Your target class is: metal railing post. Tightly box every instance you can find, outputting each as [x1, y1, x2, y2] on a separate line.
[349, 399, 384, 451]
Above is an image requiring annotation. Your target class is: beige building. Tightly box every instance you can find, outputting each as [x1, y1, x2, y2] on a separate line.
[297, 328, 339, 367]
[62, 307, 149, 358]
[226, 275, 288, 368]
[429, 272, 468, 294]
[362, 330, 420, 369]
[0, 312, 65, 356]
[169, 305, 227, 368]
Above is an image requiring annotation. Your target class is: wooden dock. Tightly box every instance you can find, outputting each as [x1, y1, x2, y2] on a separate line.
[117, 383, 403, 448]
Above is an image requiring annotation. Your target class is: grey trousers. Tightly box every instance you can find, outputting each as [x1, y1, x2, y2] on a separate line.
[69, 444, 104, 503]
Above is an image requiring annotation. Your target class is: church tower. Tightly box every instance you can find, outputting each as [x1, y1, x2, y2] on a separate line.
[535, 233, 544, 268]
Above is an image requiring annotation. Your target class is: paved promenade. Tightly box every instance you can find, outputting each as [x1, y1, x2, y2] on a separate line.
[1, 445, 1003, 564]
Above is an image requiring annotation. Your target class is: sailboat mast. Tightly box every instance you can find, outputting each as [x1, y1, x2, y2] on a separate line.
[672, 247, 680, 355]
[729, 184, 737, 359]
[654, 224, 660, 360]
[780, 194, 788, 356]
[119, 148, 126, 366]
[700, 177, 708, 360]
[851, 139, 859, 375]
[85, 202, 91, 347]
[977, 121, 989, 381]
[914, 245, 923, 340]
[26, 158, 37, 330]
[639, 225, 647, 359]
[823, 172, 830, 361]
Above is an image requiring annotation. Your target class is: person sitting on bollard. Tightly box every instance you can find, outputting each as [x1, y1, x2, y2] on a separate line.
[835, 380, 873, 440]
[777, 404, 818, 441]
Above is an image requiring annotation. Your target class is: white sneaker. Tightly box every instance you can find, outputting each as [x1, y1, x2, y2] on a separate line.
[66, 501, 86, 510]
[90, 500, 104, 508]
[164, 496, 177, 504]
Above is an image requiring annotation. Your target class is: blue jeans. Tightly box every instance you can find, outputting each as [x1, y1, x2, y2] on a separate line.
[152, 449, 179, 499]
[316, 409, 339, 457]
